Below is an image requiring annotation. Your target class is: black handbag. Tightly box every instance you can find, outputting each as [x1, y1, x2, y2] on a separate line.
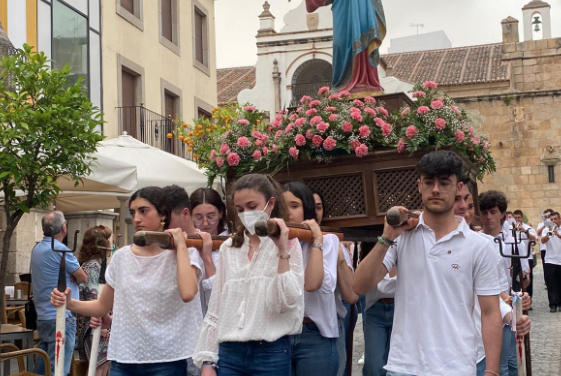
[24, 245, 38, 330]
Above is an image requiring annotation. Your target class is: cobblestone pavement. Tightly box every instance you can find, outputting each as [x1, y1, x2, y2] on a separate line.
[350, 258, 561, 376]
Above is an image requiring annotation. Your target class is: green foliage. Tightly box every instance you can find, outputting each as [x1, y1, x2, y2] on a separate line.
[0, 44, 104, 218]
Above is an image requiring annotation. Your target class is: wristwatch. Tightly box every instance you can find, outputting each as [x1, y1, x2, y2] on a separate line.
[312, 243, 324, 251]
[202, 361, 218, 369]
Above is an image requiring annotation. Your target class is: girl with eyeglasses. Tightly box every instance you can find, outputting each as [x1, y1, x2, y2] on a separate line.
[190, 188, 228, 315]
[193, 174, 304, 376]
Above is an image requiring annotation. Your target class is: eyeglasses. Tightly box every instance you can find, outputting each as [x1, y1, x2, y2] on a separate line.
[420, 178, 454, 193]
[193, 214, 218, 226]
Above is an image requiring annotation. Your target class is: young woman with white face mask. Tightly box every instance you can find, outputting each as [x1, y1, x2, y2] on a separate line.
[193, 174, 305, 376]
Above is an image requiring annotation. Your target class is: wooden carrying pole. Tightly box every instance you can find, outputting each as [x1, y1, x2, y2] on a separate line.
[87, 254, 107, 376]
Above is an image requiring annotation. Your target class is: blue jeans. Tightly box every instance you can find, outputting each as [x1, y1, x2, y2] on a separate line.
[363, 301, 394, 376]
[291, 322, 339, 376]
[336, 317, 347, 376]
[507, 328, 517, 376]
[476, 358, 486, 376]
[217, 336, 290, 376]
[476, 325, 512, 376]
[110, 359, 186, 376]
[36, 316, 76, 376]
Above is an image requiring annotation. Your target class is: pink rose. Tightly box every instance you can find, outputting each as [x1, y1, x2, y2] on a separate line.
[219, 143, 230, 154]
[377, 107, 389, 117]
[316, 121, 329, 133]
[338, 90, 351, 98]
[237, 136, 250, 148]
[238, 119, 250, 126]
[328, 94, 339, 101]
[423, 81, 438, 89]
[275, 130, 283, 139]
[397, 138, 406, 153]
[482, 141, 490, 153]
[455, 130, 465, 142]
[262, 146, 269, 156]
[215, 156, 224, 167]
[359, 125, 371, 138]
[296, 107, 303, 113]
[355, 143, 368, 158]
[255, 139, 264, 147]
[252, 149, 262, 160]
[365, 96, 376, 105]
[350, 139, 361, 150]
[412, 91, 426, 99]
[478, 156, 486, 162]
[312, 135, 324, 147]
[381, 123, 392, 137]
[310, 116, 322, 126]
[318, 86, 330, 96]
[243, 105, 256, 112]
[306, 108, 318, 117]
[401, 107, 411, 118]
[278, 109, 288, 115]
[310, 100, 322, 107]
[351, 112, 363, 122]
[364, 107, 377, 117]
[289, 147, 299, 160]
[417, 106, 430, 115]
[295, 118, 306, 127]
[306, 129, 314, 139]
[289, 113, 298, 121]
[451, 105, 461, 114]
[405, 125, 418, 139]
[227, 153, 240, 166]
[326, 106, 337, 112]
[300, 95, 312, 104]
[471, 135, 481, 145]
[434, 118, 446, 131]
[342, 121, 353, 132]
[374, 118, 385, 128]
[251, 131, 263, 139]
[323, 136, 337, 151]
[272, 144, 279, 154]
[285, 123, 294, 134]
[328, 113, 339, 122]
[295, 134, 306, 146]
[271, 120, 281, 128]
[353, 99, 365, 107]
[209, 149, 216, 160]
[431, 100, 443, 109]
[468, 126, 474, 137]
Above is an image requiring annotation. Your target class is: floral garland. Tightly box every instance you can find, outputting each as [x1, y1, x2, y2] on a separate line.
[172, 81, 495, 184]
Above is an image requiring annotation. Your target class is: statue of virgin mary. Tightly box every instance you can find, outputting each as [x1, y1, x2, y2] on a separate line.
[305, 0, 387, 94]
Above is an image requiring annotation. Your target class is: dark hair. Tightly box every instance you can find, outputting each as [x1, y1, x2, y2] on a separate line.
[513, 209, 524, 217]
[478, 190, 508, 213]
[505, 211, 513, 216]
[190, 188, 227, 232]
[459, 177, 474, 195]
[544, 208, 554, 215]
[312, 190, 326, 223]
[283, 182, 316, 221]
[78, 225, 112, 265]
[231, 174, 288, 247]
[129, 186, 171, 229]
[417, 150, 463, 181]
[551, 212, 560, 218]
[163, 185, 192, 214]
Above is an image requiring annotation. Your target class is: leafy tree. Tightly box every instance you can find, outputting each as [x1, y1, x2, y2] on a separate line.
[0, 44, 104, 323]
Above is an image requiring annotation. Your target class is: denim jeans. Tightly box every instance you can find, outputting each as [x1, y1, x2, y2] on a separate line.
[291, 322, 339, 376]
[476, 358, 486, 376]
[507, 328, 518, 376]
[186, 357, 200, 376]
[110, 359, 186, 376]
[36, 316, 76, 376]
[217, 336, 290, 376]
[338, 299, 358, 376]
[363, 301, 394, 376]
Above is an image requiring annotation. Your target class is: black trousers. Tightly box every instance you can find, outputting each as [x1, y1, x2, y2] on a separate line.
[527, 259, 534, 297]
[544, 263, 561, 308]
[541, 250, 547, 286]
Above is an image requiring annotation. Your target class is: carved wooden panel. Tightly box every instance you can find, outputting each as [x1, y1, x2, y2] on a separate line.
[304, 174, 366, 219]
[375, 168, 423, 213]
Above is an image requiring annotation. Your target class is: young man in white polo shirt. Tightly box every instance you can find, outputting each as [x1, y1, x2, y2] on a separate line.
[541, 211, 561, 312]
[354, 151, 502, 376]
[536, 209, 555, 288]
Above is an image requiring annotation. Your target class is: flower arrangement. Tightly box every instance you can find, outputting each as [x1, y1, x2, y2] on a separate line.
[173, 82, 495, 184]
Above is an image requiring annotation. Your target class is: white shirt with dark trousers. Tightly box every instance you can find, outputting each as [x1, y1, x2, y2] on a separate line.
[544, 229, 561, 308]
[382, 214, 501, 376]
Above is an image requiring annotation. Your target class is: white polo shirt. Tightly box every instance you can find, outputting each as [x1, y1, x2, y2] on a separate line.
[382, 214, 501, 376]
[544, 229, 561, 265]
[537, 222, 546, 252]
[518, 223, 536, 260]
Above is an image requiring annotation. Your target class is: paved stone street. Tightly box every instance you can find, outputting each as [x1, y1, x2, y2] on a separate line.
[350, 257, 561, 376]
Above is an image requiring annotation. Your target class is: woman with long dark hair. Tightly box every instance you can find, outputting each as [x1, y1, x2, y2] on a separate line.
[52, 186, 202, 376]
[193, 174, 304, 376]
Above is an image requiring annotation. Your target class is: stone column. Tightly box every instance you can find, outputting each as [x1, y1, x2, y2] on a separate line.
[272, 59, 282, 114]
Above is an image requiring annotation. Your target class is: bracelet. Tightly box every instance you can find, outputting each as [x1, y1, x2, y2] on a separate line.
[484, 371, 499, 376]
[377, 235, 396, 247]
[278, 252, 291, 259]
[202, 361, 219, 369]
[311, 243, 324, 251]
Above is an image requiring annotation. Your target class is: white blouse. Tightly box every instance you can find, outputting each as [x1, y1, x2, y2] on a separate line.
[200, 230, 229, 315]
[105, 246, 203, 363]
[193, 235, 305, 367]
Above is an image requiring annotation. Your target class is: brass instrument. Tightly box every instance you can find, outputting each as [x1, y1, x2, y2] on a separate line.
[547, 224, 558, 238]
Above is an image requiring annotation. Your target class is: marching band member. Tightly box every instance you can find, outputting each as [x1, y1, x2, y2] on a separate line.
[541, 211, 561, 313]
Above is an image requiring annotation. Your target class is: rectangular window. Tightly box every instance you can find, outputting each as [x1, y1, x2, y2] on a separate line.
[53, 0, 89, 92]
[121, 0, 134, 14]
[198, 107, 211, 120]
[548, 165, 555, 183]
[161, 0, 173, 42]
[193, 4, 208, 70]
[121, 69, 138, 138]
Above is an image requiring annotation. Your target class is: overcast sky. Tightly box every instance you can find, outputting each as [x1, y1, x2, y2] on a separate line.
[215, 0, 561, 68]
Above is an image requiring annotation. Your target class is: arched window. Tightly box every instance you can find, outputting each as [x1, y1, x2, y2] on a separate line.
[290, 59, 332, 106]
[531, 12, 544, 40]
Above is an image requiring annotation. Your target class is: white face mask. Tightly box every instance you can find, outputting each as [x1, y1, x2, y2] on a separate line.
[238, 201, 271, 235]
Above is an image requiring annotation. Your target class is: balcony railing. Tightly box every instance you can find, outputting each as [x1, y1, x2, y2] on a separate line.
[116, 105, 194, 161]
[290, 81, 332, 107]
